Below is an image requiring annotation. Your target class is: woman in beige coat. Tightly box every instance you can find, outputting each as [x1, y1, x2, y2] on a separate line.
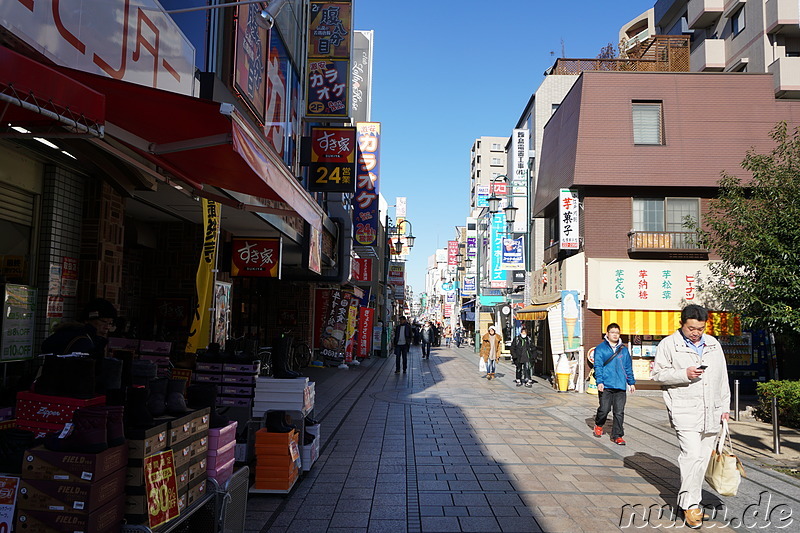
[480, 326, 503, 380]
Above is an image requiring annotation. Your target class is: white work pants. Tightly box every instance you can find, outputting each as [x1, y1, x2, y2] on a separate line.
[675, 429, 716, 509]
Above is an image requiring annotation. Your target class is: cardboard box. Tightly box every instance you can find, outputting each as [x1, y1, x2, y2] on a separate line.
[221, 374, 256, 385]
[191, 432, 209, 459]
[191, 408, 210, 434]
[168, 411, 195, 447]
[126, 421, 169, 460]
[18, 467, 126, 514]
[16, 420, 65, 439]
[207, 457, 234, 485]
[188, 455, 207, 484]
[16, 392, 106, 426]
[222, 362, 260, 374]
[171, 440, 194, 471]
[187, 476, 206, 505]
[208, 420, 238, 450]
[217, 396, 252, 408]
[193, 372, 223, 384]
[22, 446, 128, 484]
[16, 493, 124, 533]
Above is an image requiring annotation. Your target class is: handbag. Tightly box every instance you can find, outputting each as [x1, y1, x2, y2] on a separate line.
[704, 419, 745, 496]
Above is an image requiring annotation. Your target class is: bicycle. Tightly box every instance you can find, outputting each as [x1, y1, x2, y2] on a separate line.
[290, 342, 313, 371]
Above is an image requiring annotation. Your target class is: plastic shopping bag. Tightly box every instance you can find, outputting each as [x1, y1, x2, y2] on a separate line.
[704, 419, 745, 496]
[479, 357, 486, 373]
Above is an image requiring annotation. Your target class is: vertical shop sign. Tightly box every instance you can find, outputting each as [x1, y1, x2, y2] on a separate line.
[500, 236, 525, 270]
[308, 126, 357, 192]
[319, 289, 348, 361]
[357, 307, 374, 358]
[353, 122, 381, 247]
[351, 258, 373, 282]
[306, 1, 352, 119]
[467, 236, 477, 258]
[230, 238, 282, 277]
[234, 4, 269, 121]
[187, 199, 220, 354]
[512, 129, 529, 185]
[144, 450, 179, 528]
[559, 189, 580, 250]
[490, 212, 506, 288]
[350, 30, 373, 124]
[308, 2, 353, 57]
[345, 296, 358, 363]
[1, 284, 36, 361]
[463, 276, 476, 295]
[447, 241, 459, 266]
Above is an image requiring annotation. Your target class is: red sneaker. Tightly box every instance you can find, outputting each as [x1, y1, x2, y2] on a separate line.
[593, 425, 603, 438]
[613, 437, 626, 445]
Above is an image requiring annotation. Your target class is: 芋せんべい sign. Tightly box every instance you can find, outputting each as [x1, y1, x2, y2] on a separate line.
[231, 238, 282, 277]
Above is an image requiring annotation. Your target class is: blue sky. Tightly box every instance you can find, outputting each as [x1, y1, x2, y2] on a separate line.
[353, 0, 655, 295]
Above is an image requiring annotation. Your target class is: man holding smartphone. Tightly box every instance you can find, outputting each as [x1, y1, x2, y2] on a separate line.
[652, 305, 731, 529]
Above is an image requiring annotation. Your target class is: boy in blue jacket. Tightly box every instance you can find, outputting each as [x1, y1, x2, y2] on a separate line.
[592, 323, 635, 445]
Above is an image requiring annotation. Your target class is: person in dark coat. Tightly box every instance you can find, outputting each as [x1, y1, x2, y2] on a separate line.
[41, 298, 118, 359]
[393, 316, 413, 374]
[510, 326, 537, 387]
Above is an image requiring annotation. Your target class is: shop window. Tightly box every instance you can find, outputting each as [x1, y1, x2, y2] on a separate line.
[632, 198, 699, 232]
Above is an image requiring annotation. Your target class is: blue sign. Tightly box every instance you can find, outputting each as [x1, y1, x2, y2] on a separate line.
[490, 212, 506, 285]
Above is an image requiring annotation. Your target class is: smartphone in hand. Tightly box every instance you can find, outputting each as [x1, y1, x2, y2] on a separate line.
[697, 365, 708, 370]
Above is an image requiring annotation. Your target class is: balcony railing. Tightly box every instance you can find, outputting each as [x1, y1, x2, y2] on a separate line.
[550, 36, 690, 75]
[628, 231, 708, 253]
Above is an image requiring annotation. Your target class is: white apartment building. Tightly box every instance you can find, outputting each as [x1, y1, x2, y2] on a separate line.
[469, 136, 509, 215]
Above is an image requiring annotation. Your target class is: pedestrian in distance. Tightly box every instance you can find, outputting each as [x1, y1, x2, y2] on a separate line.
[444, 325, 452, 347]
[510, 326, 536, 387]
[454, 327, 462, 348]
[420, 321, 433, 359]
[592, 323, 635, 445]
[480, 326, 503, 380]
[432, 322, 440, 347]
[651, 304, 731, 529]
[393, 316, 413, 374]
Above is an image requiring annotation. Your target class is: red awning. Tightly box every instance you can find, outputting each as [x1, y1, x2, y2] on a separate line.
[0, 47, 104, 136]
[61, 67, 322, 230]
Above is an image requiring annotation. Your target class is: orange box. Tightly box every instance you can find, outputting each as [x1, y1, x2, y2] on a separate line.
[254, 428, 297, 445]
[253, 473, 297, 491]
[254, 454, 294, 468]
[254, 443, 292, 456]
[255, 465, 297, 480]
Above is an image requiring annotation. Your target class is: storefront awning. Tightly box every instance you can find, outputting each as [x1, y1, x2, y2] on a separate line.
[602, 310, 741, 336]
[516, 303, 553, 321]
[0, 47, 104, 137]
[61, 67, 323, 230]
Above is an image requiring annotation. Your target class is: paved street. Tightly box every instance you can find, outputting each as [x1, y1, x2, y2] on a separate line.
[245, 345, 800, 532]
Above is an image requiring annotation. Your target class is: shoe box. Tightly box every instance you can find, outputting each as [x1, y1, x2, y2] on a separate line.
[194, 361, 259, 410]
[15, 392, 106, 438]
[253, 428, 300, 490]
[17, 446, 127, 532]
[301, 423, 321, 472]
[252, 378, 314, 417]
[167, 407, 210, 448]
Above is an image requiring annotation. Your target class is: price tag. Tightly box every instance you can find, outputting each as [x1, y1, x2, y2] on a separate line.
[144, 450, 179, 528]
[289, 440, 300, 462]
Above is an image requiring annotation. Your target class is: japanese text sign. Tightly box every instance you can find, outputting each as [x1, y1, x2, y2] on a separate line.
[231, 238, 281, 278]
[351, 258, 373, 282]
[309, 126, 356, 192]
[500, 236, 525, 270]
[447, 241, 459, 266]
[490, 213, 506, 288]
[352, 122, 381, 247]
[0, 476, 18, 533]
[144, 450, 179, 528]
[1, 284, 36, 361]
[513, 129, 529, 184]
[357, 307, 374, 358]
[388, 262, 405, 286]
[234, 4, 269, 121]
[319, 289, 349, 361]
[559, 189, 580, 250]
[309, 2, 352, 58]
[306, 59, 349, 117]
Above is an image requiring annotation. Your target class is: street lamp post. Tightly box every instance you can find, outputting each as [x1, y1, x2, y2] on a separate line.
[381, 214, 415, 357]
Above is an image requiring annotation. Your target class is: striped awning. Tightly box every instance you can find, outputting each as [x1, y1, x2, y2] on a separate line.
[602, 310, 741, 336]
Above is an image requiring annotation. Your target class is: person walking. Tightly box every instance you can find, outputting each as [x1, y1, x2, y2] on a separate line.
[393, 316, 413, 374]
[454, 327, 462, 348]
[592, 323, 635, 445]
[480, 326, 503, 380]
[651, 304, 731, 529]
[510, 326, 536, 387]
[420, 321, 433, 359]
[444, 326, 452, 347]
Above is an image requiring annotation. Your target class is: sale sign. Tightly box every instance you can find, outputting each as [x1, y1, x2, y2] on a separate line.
[0, 476, 18, 532]
[144, 450, 179, 528]
[231, 238, 281, 277]
[308, 126, 357, 193]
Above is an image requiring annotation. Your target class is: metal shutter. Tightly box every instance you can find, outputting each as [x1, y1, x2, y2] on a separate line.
[0, 182, 35, 226]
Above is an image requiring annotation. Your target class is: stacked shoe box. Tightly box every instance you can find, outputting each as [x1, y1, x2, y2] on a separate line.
[124, 421, 169, 524]
[17, 445, 128, 532]
[207, 420, 238, 485]
[301, 422, 321, 472]
[218, 361, 260, 408]
[15, 391, 106, 438]
[169, 408, 210, 510]
[252, 377, 313, 418]
[253, 428, 299, 491]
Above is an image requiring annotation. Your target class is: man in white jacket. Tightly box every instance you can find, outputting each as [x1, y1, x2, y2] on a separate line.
[651, 304, 731, 529]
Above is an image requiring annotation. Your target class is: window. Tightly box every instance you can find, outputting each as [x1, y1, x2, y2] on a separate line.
[491, 172, 502, 179]
[491, 157, 502, 166]
[551, 103, 560, 115]
[732, 6, 745, 36]
[633, 198, 699, 232]
[491, 143, 502, 151]
[632, 102, 663, 145]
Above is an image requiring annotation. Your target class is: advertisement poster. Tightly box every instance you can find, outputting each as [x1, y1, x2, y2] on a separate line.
[308, 226, 322, 275]
[306, 58, 349, 118]
[308, 1, 352, 58]
[462, 275, 476, 295]
[319, 289, 349, 361]
[559, 189, 580, 250]
[490, 212, 507, 288]
[0, 476, 19, 533]
[561, 290, 582, 351]
[500, 236, 525, 270]
[186, 199, 220, 354]
[213, 282, 232, 350]
[234, 4, 269, 121]
[231, 238, 281, 278]
[144, 450, 179, 528]
[1, 284, 36, 361]
[61, 256, 78, 297]
[388, 263, 404, 285]
[447, 240, 459, 266]
[353, 122, 381, 247]
[357, 307, 374, 358]
[308, 126, 357, 193]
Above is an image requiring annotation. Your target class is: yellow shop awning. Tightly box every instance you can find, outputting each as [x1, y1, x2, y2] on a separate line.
[516, 303, 554, 321]
[602, 310, 741, 336]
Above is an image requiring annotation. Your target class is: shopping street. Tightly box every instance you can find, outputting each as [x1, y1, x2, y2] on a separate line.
[245, 344, 800, 532]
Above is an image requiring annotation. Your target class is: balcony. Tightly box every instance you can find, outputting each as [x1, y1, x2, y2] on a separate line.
[628, 231, 707, 253]
[769, 56, 800, 98]
[688, 0, 724, 29]
[765, 0, 800, 35]
[691, 38, 726, 71]
[551, 36, 690, 75]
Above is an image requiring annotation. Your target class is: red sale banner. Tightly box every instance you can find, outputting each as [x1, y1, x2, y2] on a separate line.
[357, 307, 374, 358]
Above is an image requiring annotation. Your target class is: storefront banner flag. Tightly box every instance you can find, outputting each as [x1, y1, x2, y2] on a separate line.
[447, 241, 459, 266]
[559, 189, 580, 250]
[319, 289, 348, 361]
[353, 122, 380, 247]
[187, 199, 219, 354]
[308, 126, 357, 192]
[586, 258, 718, 311]
[396, 197, 407, 217]
[490, 212, 506, 288]
[313, 288, 332, 349]
[462, 276, 476, 295]
[231, 238, 281, 277]
[500, 236, 524, 270]
[345, 296, 358, 363]
[357, 307, 374, 358]
[561, 290, 582, 351]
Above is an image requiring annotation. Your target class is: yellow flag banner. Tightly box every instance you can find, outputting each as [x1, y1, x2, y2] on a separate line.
[186, 199, 220, 353]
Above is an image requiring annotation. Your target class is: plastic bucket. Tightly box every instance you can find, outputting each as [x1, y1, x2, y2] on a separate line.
[556, 373, 570, 392]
